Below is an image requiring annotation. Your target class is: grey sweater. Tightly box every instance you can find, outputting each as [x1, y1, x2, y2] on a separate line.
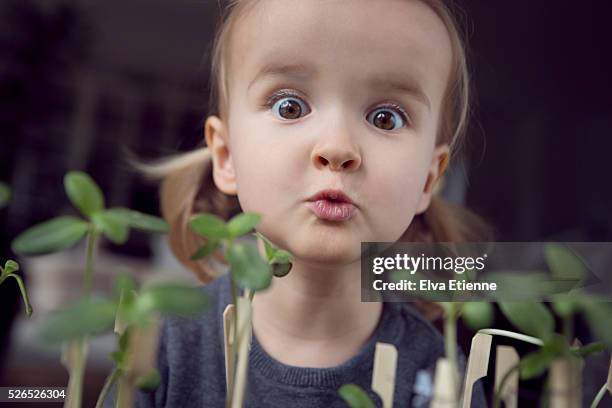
[126, 273, 487, 407]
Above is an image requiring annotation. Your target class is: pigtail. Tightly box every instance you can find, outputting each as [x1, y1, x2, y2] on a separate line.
[131, 146, 240, 283]
[402, 196, 494, 243]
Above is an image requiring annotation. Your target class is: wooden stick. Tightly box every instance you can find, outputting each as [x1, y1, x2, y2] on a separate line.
[461, 333, 492, 408]
[432, 358, 459, 408]
[127, 316, 161, 378]
[61, 339, 87, 408]
[371, 342, 397, 408]
[495, 345, 519, 408]
[231, 296, 252, 408]
[223, 304, 236, 396]
[549, 356, 583, 408]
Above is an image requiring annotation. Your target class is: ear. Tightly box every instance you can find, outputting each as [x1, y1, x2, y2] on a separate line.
[415, 144, 450, 214]
[205, 115, 238, 195]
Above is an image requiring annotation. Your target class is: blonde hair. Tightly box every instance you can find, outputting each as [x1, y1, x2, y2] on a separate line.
[134, 0, 492, 286]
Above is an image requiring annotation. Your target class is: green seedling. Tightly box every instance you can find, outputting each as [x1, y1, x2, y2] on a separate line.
[35, 271, 208, 408]
[12, 171, 168, 258]
[338, 384, 377, 408]
[188, 212, 293, 407]
[491, 244, 611, 408]
[9, 170, 169, 408]
[0, 259, 33, 316]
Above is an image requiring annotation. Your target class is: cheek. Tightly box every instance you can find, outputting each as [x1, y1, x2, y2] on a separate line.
[367, 146, 432, 238]
[227, 121, 302, 214]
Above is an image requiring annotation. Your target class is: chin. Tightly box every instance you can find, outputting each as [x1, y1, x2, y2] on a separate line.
[291, 237, 361, 266]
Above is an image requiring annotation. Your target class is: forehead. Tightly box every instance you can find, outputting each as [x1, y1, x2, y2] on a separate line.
[228, 0, 453, 106]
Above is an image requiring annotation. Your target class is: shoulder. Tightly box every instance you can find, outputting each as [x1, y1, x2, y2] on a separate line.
[161, 273, 231, 352]
[385, 302, 445, 370]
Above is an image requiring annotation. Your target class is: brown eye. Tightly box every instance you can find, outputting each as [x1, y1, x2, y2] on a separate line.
[271, 96, 310, 120]
[366, 106, 408, 130]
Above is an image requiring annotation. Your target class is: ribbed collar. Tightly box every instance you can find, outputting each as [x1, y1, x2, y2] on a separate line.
[248, 300, 403, 388]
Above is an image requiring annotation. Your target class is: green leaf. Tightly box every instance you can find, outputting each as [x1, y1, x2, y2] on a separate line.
[272, 262, 292, 278]
[110, 350, 124, 365]
[11, 216, 90, 255]
[570, 341, 606, 358]
[499, 302, 554, 339]
[227, 212, 260, 239]
[135, 283, 209, 319]
[93, 210, 129, 244]
[338, 384, 376, 408]
[461, 302, 494, 331]
[582, 302, 612, 348]
[519, 335, 567, 379]
[189, 214, 229, 240]
[270, 249, 293, 277]
[544, 244, 586, 282]
[551, 293, 579, 318]
[0, 182, 11, 209]
[39, 297, 117, 343]
[485, 271, 552, 301]
[189, 240, 221, 261]
[270, 250, 292, 264]
[519, 350, 554, 380]
[3, 260, 19, 275]
[136, 369, 161, 391]
[106, 207, 168, 233]
[64, 171, 105, 219]
[227, 243, 272, 291]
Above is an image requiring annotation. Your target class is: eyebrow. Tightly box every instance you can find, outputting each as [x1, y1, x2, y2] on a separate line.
[248, 62, 431, 110]
[368, 77, 431, 110]
[248, 62, 317, 91]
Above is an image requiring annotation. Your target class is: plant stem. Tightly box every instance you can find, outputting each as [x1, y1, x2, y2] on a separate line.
[8, 273, 33, 316]
[248, 288, 254, 303]
[95, 367, 122, 408]
[68, 228, 98, 408]
[493, 361, 521, 408]
[444, 304, 459, 401]
[590, 382, 608, 408]
[83, 228, 99, 295]
[478, 329, 544, 346]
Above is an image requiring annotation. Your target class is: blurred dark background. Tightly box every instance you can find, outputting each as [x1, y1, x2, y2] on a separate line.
[0, 0, 611, 407]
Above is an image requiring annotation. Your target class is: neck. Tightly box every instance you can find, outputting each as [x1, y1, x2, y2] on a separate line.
[251, 243, 383, 367]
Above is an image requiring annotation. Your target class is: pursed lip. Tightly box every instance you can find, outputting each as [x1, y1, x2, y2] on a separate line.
[306, 189, 357, 207]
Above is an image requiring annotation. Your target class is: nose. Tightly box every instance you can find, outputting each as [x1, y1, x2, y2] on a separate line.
[311, 121, 362, 172]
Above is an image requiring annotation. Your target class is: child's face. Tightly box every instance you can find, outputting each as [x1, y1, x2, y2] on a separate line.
[207, 0, 452, 266]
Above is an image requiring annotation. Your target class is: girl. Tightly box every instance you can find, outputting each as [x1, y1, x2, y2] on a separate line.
[134, 0, 490, 406]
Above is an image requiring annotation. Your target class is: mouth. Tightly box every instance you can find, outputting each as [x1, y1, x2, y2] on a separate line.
[305, 189, 358, 222]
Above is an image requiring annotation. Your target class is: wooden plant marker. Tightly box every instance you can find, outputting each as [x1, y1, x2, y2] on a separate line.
[223, 304, 236, 395]
[432, 358, 459, 408]
[116, 316, 161, 408]
[127, 316, 161, 379]
[231, 296, 252, 408]
[549, 355, 584, 408]
[371, 342, 398, 408]
[61, 339, 88, 408]
[494, 345, 519, 408]
[461, 332, 492, 408]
